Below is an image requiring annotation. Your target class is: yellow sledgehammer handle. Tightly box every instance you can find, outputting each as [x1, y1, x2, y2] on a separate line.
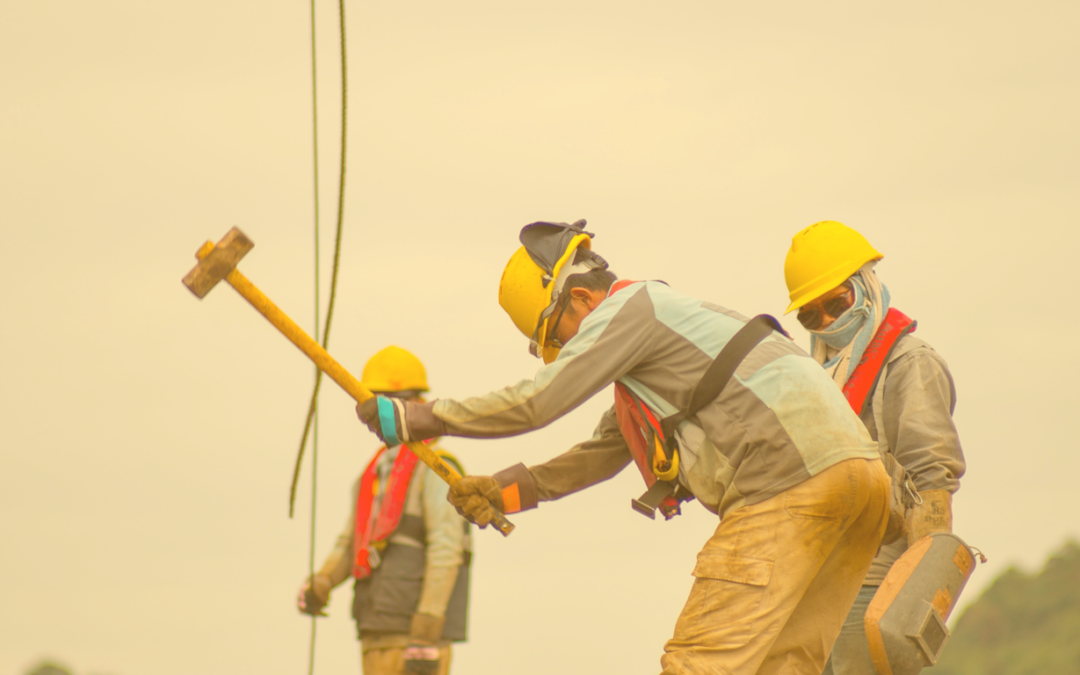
[194, 242, 515, 536]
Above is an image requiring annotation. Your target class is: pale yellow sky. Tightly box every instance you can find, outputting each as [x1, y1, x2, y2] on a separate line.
[2, 2, 1078, 674]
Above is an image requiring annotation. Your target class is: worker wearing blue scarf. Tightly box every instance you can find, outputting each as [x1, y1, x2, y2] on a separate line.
[809, 273, 891, 385]
[785, 221, 966, 675]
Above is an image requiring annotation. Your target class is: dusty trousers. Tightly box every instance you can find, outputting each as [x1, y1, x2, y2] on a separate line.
[661, 458, 890, 675]
[360, 643, 453, 675]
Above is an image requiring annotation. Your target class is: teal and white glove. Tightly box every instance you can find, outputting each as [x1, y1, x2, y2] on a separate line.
[356, 396, 407, 445]
[356, 397, 446, 445]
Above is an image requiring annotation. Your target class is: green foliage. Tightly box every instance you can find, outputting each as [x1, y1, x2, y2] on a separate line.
[25, 662, 74, 675]
[934, 540, 1080, 675]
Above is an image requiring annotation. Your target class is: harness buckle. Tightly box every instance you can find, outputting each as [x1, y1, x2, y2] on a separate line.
[631, 480, 677, 520]
[631, 497, 658, 520]
[904, 478, 922, 507]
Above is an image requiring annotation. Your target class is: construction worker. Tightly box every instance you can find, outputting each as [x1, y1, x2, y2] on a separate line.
[298, 346, 472, 675]
[783, 221, 965, 675]
[357, 220, 892, 675]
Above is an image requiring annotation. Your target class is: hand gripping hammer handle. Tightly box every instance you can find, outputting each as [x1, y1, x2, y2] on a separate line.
[184, 234, 514, 536]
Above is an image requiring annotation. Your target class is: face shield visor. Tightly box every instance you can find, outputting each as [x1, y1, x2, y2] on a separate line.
[518, 220, 607, 362]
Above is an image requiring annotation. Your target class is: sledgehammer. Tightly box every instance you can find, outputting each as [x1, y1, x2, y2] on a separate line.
[181, 227, 515, 536]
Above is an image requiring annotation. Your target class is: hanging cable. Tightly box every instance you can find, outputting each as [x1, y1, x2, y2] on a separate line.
[290, 0, 348, 518]
[295, 0, 347, 671]
[306, 0, 321, 672]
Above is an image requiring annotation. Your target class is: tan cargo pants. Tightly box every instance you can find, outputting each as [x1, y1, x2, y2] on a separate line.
[661, 458, 890, 675]
[360, 643, 452, 675]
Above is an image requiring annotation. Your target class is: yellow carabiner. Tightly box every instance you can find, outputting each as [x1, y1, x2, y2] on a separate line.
[651, 435, 680, 482]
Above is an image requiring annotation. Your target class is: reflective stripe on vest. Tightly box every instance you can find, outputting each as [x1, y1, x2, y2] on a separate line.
[353, 444, 422, 579]
[841, 307, 917, 415]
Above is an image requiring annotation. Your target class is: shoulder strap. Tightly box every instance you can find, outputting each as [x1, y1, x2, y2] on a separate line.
[660, 314, 786, 443]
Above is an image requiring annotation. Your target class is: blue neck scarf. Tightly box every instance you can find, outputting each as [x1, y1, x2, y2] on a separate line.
[809, 275, 890, 384]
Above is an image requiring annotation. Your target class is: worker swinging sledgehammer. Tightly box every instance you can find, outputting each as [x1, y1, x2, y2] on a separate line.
[298, 346, 472, 675]
[180, 226, 515, 536]
[784, 221, 970, 675]
[356, 220, 892, 675]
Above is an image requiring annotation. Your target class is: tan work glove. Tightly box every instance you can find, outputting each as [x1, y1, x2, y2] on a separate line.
[296, 573, 332, 616]
[405, 609, 449, 674]
[447, 475, 503, 528]
[907, 489, 953, 548]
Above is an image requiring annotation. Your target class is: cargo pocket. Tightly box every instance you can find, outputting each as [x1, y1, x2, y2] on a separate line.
[681, 554, 774, 648]
[784, 486, 848, 521]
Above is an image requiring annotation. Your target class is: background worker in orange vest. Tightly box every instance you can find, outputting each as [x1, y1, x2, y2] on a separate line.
[783, 222, 966, 675]
[297, 346, 472, 675]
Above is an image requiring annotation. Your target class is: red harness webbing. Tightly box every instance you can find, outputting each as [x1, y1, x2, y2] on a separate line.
[608, 280, 684, 516]
[353, 444, 421, 579]
[608, 281, 654, 477]
[614, 383, 661, 486]
[841, 308, 917, 415]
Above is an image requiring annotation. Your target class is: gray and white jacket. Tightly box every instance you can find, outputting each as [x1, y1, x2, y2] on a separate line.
[861, 334, 965, 584]
[433, 281, 882, 516]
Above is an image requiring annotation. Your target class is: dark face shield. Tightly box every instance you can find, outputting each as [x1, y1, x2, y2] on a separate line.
[519, 220, 594, 286]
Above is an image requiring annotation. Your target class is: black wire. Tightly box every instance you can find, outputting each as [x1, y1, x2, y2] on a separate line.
[291, 0, 349, 520]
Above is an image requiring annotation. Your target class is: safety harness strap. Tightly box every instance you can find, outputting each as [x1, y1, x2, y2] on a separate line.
[841, 307, 916, 415]
[354, 445, 422, 578]
[626, 314, 787, 520]
[659, 314, 788, 445]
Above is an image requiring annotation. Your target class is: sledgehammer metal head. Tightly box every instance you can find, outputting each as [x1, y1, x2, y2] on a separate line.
[182, 227, 254, 299]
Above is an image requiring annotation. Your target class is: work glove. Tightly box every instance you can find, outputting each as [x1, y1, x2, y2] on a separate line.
[907, 489, 953, 548]
[404, 613, 445, 674]
[447, 475, 504, 528]
[296, 573, 332, 617]
[356, 397, 446, 446]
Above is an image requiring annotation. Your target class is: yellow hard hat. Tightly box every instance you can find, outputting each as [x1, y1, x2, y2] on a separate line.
[360, 346, 429, 393]
[784, 221, 883, 314]
[498, 220, 599, 364]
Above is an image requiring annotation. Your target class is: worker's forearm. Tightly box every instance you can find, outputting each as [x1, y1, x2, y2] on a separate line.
[318, 538, 354, 587]
[318, 494, 359, 588]
[883, 350, 965, 493]
[530, 406, 633, 502]
[416, 565, 461, 619]
[420, 468, 467, 567]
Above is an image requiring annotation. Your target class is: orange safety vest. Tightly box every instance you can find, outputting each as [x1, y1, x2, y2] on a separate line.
[608, 280, 687, 519]
[353, 444, 421, 579]
[841, 308, 917, 414]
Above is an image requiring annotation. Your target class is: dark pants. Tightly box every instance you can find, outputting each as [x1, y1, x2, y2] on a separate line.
[820, 585, 879, 675]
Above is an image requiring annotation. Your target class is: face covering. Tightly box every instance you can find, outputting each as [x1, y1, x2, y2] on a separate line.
[809, 264, 890, 387]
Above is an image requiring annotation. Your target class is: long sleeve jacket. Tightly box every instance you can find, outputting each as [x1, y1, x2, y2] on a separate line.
[432, 281, 881, 516]
[863, 334, 966, 584]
